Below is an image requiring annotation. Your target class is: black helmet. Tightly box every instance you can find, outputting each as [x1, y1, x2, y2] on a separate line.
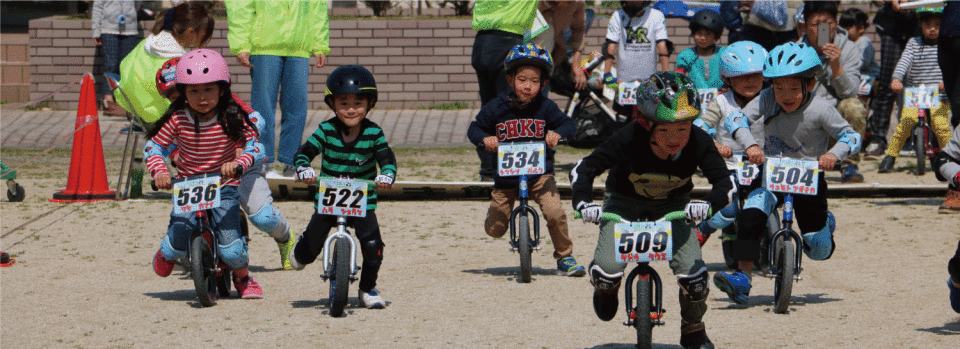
[689, 9, 723, 36]
[324, 65, 378, 109]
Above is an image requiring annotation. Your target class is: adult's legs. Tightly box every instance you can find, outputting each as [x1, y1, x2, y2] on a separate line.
[100, 34, 120, 96]
[940, 35, 960, 127]
[249, 55, 284, 165]
[870, 35, 907, 148]
[471, 31, 522, 178]
[277, 56, 310, 167]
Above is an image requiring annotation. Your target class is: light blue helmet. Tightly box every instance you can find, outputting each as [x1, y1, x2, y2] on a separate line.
[719, 41, 768, 79]
[763, 42, 822, 79]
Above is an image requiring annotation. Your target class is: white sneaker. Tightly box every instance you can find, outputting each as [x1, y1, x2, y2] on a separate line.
[359, 288, 386, 309]
[265, 168, 283, 179]
[288, 243, 305, 271]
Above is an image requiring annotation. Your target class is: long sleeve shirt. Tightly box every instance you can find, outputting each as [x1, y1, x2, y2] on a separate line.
[226, 0, 331, 58]
[892, 36, 943, 88]
[91, 0, 141, 37]
[800, 29, 862, 104]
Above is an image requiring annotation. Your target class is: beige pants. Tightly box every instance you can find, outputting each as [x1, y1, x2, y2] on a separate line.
[484, 174, 573, 259]
[836, 97, 868, 167]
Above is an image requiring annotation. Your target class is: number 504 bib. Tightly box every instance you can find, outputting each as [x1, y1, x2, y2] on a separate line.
[763, 158, 819, 195]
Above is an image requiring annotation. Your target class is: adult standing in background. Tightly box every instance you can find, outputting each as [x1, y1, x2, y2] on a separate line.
[866, 0, 917, 155]
[226, 0, 330, 178]
[939, 0, 960, 127]
[93, 0, 142, 115]
[721, 0, 799, 51]
[470, 0, 539, 181]
[532, 0, 588, 91]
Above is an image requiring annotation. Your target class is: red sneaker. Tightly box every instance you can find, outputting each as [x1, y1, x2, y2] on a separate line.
[234, 275, 264, 299]
[153, 250, 174, 277]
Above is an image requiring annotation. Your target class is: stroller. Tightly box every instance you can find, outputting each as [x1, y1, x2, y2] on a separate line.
[551, 53, 626, 149]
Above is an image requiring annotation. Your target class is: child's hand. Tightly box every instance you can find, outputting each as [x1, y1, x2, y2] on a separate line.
[545, 131, 562, 149]
[155, 173, 172, 190]
[891, 79, 903, 94]
[376, 173, 395, 190]
[745, 144, 765, 165]
[715, 142, 732, 158]
[221, 162, 241, 178]
[483, 136, 499, 152]
[940, 82, 946, 92]
[296, 165, 317, 184]
[819, 153, 839, 170]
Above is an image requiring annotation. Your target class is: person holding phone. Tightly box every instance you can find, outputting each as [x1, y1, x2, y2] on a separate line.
[798, 1, 868, 183]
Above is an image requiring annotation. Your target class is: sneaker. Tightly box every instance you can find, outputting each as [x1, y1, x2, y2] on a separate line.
[153, 250, 174, 277]
[679, 321, 715, 349]
[288, 239, 305, 271]
[234, 275, 264, 299]
[278, 230, 297, 270]
[878, 156, 896, 173]
[713, 270, 751, 305]
[939, 189, 960, 214]
[119, 124, 144, 134]
[840, 165, 864, 183]
[265, 168, 283, 179]
[282, 165, 296, 177]
[360, 288, 386, 309]
[557, 256, 586, 277]
[949, 278, 960, 313]
[592, 287, 619, 321]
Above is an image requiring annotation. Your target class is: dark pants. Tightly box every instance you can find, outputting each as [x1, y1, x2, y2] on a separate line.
[733, 171, 829, 263]
[731, 25, 797, 52]
[295, 211, 384, 292]
[99, 34, 138, 96]
[869, 35, 908, 145]
[940, 35, 960, 127]
[472, 30, 523, 178]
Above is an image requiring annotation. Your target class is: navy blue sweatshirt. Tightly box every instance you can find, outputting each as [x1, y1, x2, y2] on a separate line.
[467, 93, 576, 189]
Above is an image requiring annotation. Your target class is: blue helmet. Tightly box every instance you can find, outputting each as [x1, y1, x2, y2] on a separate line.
[763, 42, 821, 79]
[719, 41, 768, 79]
[504, 43, 553, 77]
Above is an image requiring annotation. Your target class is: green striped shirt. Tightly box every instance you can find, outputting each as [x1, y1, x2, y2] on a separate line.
[295, 118, 397, 210]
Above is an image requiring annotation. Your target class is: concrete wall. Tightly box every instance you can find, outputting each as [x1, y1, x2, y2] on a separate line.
[28, 6, 880, 110]
[1, 33, 30, 104]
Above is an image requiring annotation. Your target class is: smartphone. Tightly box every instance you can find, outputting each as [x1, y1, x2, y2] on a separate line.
[817, 22, 830, 48]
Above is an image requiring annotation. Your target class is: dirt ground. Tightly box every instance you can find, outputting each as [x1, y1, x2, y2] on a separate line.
[2, 146, 960, 348]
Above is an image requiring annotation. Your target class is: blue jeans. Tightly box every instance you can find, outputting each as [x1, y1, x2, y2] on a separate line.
[249, 55, 309, 166]
[99, 34, 138, 96]
[165, 186, 247, 269]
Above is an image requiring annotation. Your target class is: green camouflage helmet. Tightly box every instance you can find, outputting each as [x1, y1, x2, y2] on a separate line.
[636, 72, 701, 124]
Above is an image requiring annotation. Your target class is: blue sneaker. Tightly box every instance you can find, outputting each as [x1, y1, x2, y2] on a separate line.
[713, 270, 751, 305]
[557, 256, 586, 277]
[841, 165, 864, 183]
[949, 278, 960, 313]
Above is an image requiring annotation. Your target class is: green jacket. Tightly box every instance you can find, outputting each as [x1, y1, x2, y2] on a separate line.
[113, 37, 178, 124]
[472, 0, 538, 35]
[226, 0, 331, 58]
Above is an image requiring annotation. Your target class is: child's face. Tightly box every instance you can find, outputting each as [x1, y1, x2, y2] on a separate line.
[333, 94, 370, 129]
[920, 17, 941, 41]
[728, 73, 765, 99]
[693, 29, 718, 49]
[650, 120, 693, 155]
[771, 77, 815, 113]
[842, 25, 864, 42]
[184, 82, 222, 116]
[506, 66, 545, 104]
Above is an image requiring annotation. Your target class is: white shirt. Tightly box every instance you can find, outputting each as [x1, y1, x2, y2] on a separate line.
[605, 8, 668, 82]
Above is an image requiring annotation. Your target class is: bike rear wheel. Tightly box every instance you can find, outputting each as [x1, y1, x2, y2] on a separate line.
[635, 276, 653, 349]
[191, 233, 218, 307]
[329, 238, 351, 317]
[773, 236, 795, 314]
[518, 213, 532, 283]
[914, 126, 926, 175]
[216, 265, 232, 298]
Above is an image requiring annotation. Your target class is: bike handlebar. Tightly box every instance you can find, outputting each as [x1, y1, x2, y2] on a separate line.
[573, 210, 691, 224]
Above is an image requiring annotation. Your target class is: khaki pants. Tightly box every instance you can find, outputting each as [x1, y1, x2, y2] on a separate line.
[836, 97, 868, 167]
[484, 174, 573, 259]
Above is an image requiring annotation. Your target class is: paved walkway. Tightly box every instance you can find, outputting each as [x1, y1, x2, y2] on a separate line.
[0, 108, 479, 149]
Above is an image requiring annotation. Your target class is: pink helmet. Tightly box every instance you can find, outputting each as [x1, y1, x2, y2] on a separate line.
[175, 49, 230, 86]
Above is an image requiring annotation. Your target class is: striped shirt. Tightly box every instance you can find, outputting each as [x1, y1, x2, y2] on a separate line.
[893, 37, 943, 88]
[146, 109, 257, 186]
[295, 117, 398, 210]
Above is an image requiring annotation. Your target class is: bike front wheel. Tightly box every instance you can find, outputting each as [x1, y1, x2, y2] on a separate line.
[191, 232, 218, 307]
[913, 126, 926, 175]
[329, 237, 351, 317]
[634, 276, 653, 349]
[518, 213, 532, 283]
[773, 236, 795, 314]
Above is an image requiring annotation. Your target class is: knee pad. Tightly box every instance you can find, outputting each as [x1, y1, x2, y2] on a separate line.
[360, 239, 384, 267]
[589, 262, 623, 291]
[744, 188, 777, 214]
[932, 151, 959, 182]
[248, 204, 281, 235]
[143, 140, 174, 161]
[219, 238, 249, 269]
[802, 212, 836, 261]
[706, 206, 737, 230]
[160, 235, 186, 261]
[676, 266, 710, 301]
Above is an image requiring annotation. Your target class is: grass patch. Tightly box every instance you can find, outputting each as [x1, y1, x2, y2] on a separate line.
[418, 101, 474, 110]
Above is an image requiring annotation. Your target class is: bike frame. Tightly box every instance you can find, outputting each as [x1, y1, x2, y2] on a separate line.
[508, 174, 542, 250]
[623, 263, 666, 327]
[766, 193, 804, 280]
[321, 216, 360, 278]
[914, 108, 940, 159]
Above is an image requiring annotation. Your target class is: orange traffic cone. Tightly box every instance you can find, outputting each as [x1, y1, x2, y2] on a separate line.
[51, 73, 116, 202]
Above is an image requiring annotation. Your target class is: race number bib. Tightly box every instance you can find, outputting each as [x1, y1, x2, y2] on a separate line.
[618, 81, 641, 106]
[698, 88, 719, 112]
[858, 75, 875, 96]
[904, 85, 940, 109]
[737, 160, 759, 186]
[614, 221, 673, 263]
[498, 142, 545, 177]
[172, 175, 221, 213]
[317, 178, 368, 217]
[763, 158, 819, 195]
